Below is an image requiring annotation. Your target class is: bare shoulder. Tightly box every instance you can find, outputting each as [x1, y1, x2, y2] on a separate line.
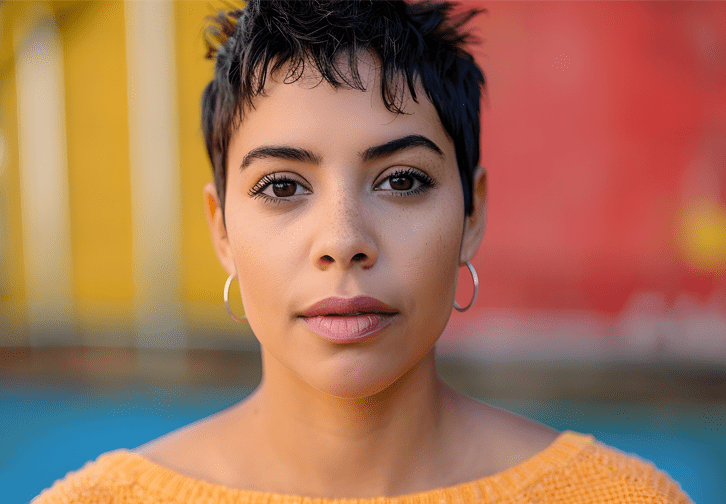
[131, 392, 269, 489]
[132, 405, 244, 485]
[448, 391, 561, 474]
[133, 417, 213, 471]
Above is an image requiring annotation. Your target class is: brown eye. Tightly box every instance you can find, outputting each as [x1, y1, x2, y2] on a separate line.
[375, 168, 436, 197]
[272, 181, 297, 198]
[389, 175, 413, 191]
[248, 173, 310, 204]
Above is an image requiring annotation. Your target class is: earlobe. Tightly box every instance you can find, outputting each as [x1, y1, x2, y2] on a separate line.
[203, 182, 236, 277]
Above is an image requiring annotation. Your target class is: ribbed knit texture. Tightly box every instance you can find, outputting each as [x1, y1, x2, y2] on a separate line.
[32, 431, 693, 504]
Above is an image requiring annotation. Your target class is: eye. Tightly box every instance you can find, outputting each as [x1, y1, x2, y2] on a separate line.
[375, 168, 437, 197]
[248, 168, 437, 205]
[248, 173, 310, 204]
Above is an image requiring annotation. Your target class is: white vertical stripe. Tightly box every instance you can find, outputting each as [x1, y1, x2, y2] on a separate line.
[125, 0, 186, 348]
[14, 15, 75, 344]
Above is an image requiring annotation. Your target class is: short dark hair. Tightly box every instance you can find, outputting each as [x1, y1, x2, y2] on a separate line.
[201, 0, 487, 226]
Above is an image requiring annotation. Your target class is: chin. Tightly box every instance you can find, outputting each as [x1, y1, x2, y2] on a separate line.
[306, 355, 425, 400]
[320, 377, 399, 400]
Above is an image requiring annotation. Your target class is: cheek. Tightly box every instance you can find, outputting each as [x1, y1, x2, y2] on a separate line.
[386, 196, 463, 316]
[225, 212, 276, 313]
[233, 239, 282, 296]
[226, 208, 307, 337]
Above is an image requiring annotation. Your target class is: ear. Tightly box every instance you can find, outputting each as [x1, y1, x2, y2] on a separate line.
[204, 181, 236, 277]
[459, 165, 487, 264]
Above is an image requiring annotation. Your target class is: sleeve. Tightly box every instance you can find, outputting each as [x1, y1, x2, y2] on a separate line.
[646, 466, 694, 504]
[532, 442, 696, 504]
[583, 443, 695, 504]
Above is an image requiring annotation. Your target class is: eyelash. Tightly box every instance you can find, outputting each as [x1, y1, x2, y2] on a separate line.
[247, 168, 437, 205]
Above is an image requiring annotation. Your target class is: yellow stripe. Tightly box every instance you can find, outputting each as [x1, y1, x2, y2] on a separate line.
[1, 1, 256, 346]
[0, 2, 28, 345]
[125, 0, 186, 347]
[14, 3, 75, 344]
[59, 1, 135, 345]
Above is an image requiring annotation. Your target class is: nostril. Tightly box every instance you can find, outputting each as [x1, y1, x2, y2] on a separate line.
[352, 253, 367, 262]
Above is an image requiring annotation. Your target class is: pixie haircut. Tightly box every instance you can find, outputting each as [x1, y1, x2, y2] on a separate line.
[201, 0, 487, 225]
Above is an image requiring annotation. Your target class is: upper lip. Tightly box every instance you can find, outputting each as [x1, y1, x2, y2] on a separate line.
[298, 296, 398, 317]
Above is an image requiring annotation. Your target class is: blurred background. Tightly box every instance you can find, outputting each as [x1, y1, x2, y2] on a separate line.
[1, 1, 724, 503]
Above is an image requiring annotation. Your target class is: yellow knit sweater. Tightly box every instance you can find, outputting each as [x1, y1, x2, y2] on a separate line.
[32, 431, 692, 504]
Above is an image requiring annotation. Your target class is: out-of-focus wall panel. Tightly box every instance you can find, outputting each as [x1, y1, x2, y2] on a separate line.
[0, 2, 28, 345]
[60, 1, 134, 346]
[443, 1, 726, 362]
[124, 0, 186, 348]
[13, 3, 75, 344]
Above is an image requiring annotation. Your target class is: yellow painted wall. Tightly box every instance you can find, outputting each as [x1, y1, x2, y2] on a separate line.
[1, 1, 255, 347]
[0, 2, 28, 345]
[57, 1, 135, 345]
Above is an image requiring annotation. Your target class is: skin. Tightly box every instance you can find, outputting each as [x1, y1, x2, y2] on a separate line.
[137, 54, 560, 498]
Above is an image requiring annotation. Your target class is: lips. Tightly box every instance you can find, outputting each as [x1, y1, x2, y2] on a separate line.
[300, 312, 398, 343]
[298, 296, 398, 318]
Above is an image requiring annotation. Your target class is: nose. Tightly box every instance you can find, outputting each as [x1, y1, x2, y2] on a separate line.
[309, 187, 378, 271]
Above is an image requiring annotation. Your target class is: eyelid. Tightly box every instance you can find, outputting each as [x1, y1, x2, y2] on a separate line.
[374, 166, 433, 189]
[248, 172, 310, 196]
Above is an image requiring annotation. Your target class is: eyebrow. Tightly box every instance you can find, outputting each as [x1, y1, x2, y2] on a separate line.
[239, 134, 444, 171]
[360, 134, 444, 162]
[239, 146, 321, 171]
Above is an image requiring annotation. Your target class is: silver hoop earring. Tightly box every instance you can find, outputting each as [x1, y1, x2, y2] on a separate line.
[224, 274, 247, 323]
[454, 261, 479, 312]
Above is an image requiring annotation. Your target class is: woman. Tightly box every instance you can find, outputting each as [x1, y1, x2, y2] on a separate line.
[34, 1, 692, 502]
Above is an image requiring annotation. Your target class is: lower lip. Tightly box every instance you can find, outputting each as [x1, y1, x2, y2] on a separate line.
[299, 313, 398, 343]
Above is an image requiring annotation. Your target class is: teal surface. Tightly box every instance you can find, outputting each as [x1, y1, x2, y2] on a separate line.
[2, 382, 722, 503]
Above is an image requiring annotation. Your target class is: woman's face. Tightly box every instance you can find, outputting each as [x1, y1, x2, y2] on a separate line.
[205, 56, 486, 398]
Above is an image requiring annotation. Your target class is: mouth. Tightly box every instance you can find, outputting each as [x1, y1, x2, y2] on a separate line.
[299, 312, 399, 343]
[297, 295, 398, 319]
[302, 312, 380, 318]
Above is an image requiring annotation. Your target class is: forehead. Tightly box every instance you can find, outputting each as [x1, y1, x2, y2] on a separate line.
[230, 53, 453, 161]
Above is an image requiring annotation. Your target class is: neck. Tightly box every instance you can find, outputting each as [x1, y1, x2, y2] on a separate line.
[236, 347, 461, 498]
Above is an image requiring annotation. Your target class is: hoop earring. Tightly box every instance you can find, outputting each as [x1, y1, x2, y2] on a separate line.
[454, 261, 479, 312]
[224, 274, 247, 323]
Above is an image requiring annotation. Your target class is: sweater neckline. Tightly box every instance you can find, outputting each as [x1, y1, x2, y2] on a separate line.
[100, 430, 595, 503]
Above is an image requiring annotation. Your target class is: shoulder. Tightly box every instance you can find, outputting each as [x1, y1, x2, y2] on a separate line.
[31, 450, 142, 504]
[542, 438, 694, 504]
[133, 407, 244, 486]
[452, 394, 693, 504]
[31, 445, 222, 504]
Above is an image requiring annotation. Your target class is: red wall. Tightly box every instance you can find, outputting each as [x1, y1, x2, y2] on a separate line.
[454, 2, 726, 326]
